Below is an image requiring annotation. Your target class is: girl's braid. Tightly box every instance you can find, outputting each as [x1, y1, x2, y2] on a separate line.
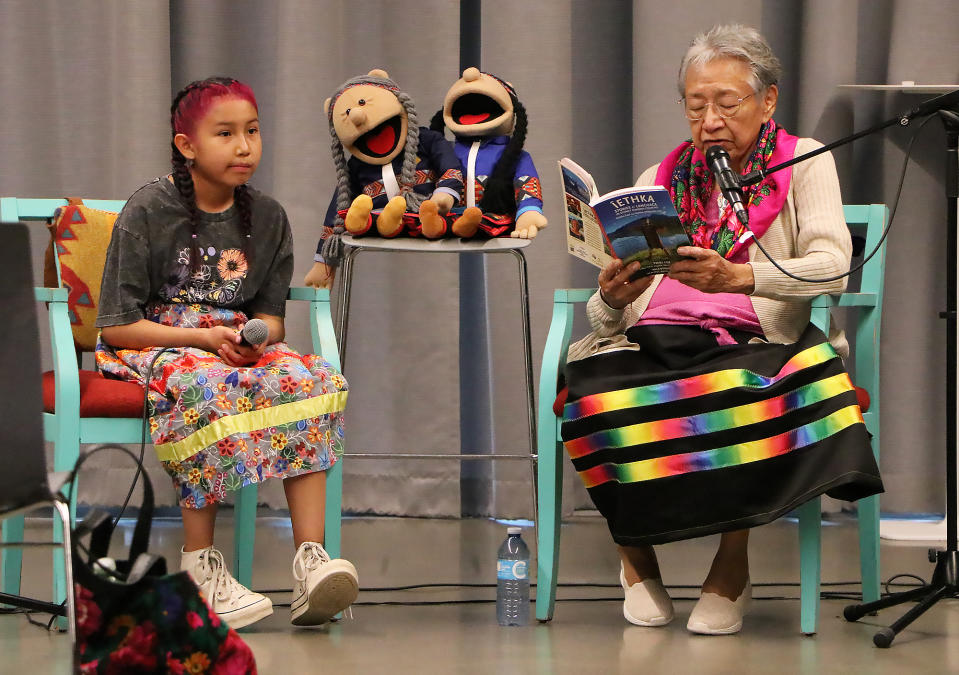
[170, 82, 203, 275]
[234, 183, 254, 264]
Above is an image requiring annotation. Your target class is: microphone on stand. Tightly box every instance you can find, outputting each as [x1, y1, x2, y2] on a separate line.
[705, 145, 750, 226]
[239, 318, 269, 348]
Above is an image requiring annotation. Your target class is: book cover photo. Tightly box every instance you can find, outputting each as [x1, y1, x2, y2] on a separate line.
[593, 188, 692, 275]
[558, 158, 691, 277]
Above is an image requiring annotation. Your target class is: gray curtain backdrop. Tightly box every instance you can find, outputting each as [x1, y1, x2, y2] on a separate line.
[2, 0, 957, 518]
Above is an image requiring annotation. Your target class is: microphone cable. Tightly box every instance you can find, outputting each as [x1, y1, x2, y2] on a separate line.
[250, 575, 929, 608]
[732, 113, 936, 284]
[112, 347, 172, 530]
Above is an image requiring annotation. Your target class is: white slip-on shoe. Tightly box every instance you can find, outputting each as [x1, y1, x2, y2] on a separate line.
[290, 541, 359, 626]
[181, 546, 274, 629]
[620, 563, 674, 626]
[687, 580, 752, 635]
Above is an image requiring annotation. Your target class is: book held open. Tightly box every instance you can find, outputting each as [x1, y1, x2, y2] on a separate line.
[559, 158, 692, 277]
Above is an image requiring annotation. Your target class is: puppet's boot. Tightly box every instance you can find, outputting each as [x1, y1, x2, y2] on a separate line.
[451, 207, 483, 238]
[345, 195, 374, 235]
[419, 200, 448, 239]
[376, 196, 407, 237]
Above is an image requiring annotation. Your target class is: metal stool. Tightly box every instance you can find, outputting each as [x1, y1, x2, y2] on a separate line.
[335, 234, 538, 526]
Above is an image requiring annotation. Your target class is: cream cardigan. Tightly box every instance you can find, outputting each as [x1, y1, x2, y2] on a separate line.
[585, 138, 852, 357]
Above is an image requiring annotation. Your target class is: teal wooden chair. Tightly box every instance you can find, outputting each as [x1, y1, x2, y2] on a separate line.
[0, 197, 344, 617]
[535, 204, 887, 634]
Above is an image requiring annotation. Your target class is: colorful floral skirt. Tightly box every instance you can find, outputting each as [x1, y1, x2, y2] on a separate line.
[96, 303, 347, 509]
[561, 324, 882, 546]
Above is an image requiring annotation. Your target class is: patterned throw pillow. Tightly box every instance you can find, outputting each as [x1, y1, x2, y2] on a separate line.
[44, 201, 119, 351]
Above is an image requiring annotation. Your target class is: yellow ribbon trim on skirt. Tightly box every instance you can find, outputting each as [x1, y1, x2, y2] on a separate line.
[154, 391, 348, 463]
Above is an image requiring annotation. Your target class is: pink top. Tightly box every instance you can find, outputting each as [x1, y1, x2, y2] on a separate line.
[635, 192, 763, 345]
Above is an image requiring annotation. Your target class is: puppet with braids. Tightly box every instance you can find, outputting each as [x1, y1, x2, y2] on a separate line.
[429, 68, 547, 239]
[306, 69, 479, 288]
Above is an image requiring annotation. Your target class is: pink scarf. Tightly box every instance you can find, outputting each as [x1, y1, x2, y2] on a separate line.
[654, 120, 799, 261]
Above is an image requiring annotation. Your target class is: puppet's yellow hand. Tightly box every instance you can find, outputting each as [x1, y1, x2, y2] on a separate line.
[430, 191, 455, 215]
[512, 210, 547, 239]
[304, 261, 335, 289]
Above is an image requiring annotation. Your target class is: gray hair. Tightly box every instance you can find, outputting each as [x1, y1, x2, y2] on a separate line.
[677, 24, 783, 97]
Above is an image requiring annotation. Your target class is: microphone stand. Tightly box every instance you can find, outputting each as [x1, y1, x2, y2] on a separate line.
[738, 88, 959, 648]
[842, 106, 959, 648]
[740, 88, 959, 187]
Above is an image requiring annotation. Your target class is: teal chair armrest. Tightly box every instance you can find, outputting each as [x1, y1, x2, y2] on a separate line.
[810, 292, 880, 335]
[1, 198, 127, 221]
[285, 286, 341, 373]
[35, 287, 69, 303]
[555, 288, 598, 304]
[286, 286, 326, 302]
[38, 287, 81, 432]
[810, 293, 878, 308]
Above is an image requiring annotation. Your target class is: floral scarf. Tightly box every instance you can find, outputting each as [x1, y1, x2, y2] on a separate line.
[654, 120, 799, 261]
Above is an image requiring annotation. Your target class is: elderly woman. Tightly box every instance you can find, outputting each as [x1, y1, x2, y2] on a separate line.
[561, 24, 882, 635]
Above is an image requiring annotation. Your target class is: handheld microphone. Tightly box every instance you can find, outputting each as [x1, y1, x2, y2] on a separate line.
[239, 318, 269, 348]
[705, 145, 749, 226]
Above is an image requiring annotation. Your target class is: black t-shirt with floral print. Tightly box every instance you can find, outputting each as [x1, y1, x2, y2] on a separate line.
[96, 177, 294, 328]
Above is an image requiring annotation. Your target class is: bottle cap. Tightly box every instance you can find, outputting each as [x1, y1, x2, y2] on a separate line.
[507, 526, 522, 535]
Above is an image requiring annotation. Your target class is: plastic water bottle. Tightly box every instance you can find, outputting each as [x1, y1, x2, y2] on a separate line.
[496, 526, 530, 626]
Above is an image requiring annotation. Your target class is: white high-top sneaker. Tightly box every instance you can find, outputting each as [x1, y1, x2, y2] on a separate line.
[290, 541, 359, 626]
[180, 546, 274, 629]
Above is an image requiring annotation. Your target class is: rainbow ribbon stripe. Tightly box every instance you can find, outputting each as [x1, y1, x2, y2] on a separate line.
[565, 372, 855, 459]
[577, 405, 864, 488]
[564, 342, 837, 422]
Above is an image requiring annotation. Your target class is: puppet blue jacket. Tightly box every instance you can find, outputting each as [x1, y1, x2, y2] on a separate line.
[316, 127, 465, 257]
[451, 135, 544, 217]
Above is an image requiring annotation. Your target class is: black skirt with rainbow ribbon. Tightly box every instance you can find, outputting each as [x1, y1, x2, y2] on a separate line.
[561, 323, 883, 546]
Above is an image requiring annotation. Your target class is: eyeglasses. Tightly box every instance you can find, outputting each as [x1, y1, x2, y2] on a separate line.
[680, 93, 755, 121]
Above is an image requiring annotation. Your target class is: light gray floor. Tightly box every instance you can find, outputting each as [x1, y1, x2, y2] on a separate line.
[3, 514, 959, 674]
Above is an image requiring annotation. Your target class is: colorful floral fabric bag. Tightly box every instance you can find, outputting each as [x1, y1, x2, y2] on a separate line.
[71, 445, 257, 674]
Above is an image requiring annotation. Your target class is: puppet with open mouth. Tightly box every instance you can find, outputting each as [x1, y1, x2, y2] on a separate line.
[306, 70, 481, 289]
[430, 68, 546, 240]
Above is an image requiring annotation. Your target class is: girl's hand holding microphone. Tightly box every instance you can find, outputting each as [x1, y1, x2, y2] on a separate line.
[204, 324, 265, 367]
[598, 259, 653, 309]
